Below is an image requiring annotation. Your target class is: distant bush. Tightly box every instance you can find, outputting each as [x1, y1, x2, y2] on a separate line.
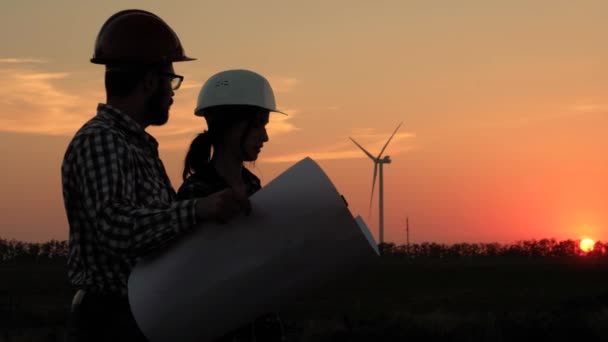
[380, 238, 606, 258]
[1, 237, 604, 263]
[0, 238, 67, 263]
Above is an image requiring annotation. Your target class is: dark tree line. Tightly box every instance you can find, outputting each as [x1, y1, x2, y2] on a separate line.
[0, 238, 67, 264]
[380, 238, 607, 258]
[0, 238, 604, 263]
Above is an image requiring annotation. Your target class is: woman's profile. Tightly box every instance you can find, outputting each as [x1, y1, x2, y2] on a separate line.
[177, 69, 286, 342]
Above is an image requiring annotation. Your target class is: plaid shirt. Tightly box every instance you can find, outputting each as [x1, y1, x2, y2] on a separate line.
[62, 104, 198, 297]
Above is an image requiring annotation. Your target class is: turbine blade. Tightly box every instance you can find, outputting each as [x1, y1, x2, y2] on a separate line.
[349, 137, 375, 161]
[377, 122, 403, 158]
[369, 163, 378, 212]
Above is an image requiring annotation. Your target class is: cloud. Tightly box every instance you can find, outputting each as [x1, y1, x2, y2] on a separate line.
[0, 58, 47, 64]
[478, 103, 607, 129]
[267, 108, 299, 136]
[0, 64, 302, 141]
[570, 104, 607, 114]
[262, 149, 367, 163]
[0, 67, 93, 135]
[267, 76, 300, 93]
[178, 80, 203, 91]
[262, 130, 415, 163]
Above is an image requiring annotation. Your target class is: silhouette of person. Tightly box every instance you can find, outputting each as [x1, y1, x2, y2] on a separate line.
[62, 10, 249, 342]
[177, 69, 286, 342]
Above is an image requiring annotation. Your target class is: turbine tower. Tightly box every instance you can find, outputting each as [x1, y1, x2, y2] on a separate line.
[350, 122, 402, 245]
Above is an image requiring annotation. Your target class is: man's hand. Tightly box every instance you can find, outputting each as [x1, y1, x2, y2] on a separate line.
[195, 187, 251, 223]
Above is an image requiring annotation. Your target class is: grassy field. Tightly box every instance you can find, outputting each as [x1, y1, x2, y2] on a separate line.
[284, 257, 608, 341]
[2, 257, 608, 341]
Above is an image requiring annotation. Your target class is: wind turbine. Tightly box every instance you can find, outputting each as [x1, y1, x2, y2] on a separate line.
[350, 122, 403, 245]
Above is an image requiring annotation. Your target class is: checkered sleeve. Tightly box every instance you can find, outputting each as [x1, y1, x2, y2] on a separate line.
[77, 131, 198, 258]
[176, 179, 215, 200]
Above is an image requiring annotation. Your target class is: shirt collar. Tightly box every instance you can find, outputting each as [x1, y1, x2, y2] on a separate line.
[96, 103, 159, 151]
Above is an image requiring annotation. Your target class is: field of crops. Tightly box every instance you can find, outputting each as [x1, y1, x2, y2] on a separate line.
[2, 257, 608, 341]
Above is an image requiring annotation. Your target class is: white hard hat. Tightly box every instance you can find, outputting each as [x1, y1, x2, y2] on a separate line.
[195, 69, 287, 117]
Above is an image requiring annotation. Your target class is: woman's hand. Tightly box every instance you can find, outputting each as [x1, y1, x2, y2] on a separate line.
[195, 187, 251, 223]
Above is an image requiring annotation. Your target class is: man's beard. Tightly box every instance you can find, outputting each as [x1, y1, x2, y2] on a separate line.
[146, 87, 170, 126]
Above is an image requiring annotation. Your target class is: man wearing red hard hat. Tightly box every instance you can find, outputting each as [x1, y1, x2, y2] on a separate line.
[62, 10, 250, 341]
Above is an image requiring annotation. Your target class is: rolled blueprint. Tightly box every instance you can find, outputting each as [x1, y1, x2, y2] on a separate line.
[128, 157, 378, 342]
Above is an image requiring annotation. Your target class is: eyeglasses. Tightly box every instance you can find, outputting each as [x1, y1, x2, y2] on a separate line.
[159, 72, 184, 90]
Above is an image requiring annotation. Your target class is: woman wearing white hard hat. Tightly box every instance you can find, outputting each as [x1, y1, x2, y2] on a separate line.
[177, 69, 286, 341]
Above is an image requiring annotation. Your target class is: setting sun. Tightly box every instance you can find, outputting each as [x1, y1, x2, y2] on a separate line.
[580, 238, 595, 253]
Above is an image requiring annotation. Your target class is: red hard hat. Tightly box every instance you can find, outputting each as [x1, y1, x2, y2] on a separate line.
[91, 9, 195, 65]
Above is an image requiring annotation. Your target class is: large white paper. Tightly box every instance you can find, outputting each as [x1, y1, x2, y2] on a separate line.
[128, 157, 378, 342]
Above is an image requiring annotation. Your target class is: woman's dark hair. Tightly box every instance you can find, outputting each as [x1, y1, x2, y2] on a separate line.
[182, 105, 268, 180]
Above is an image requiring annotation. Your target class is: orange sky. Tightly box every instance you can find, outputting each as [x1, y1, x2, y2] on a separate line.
[0, 1, 606, 244]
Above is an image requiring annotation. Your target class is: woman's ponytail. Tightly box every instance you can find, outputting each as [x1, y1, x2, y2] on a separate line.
[182, 131, 213, 180]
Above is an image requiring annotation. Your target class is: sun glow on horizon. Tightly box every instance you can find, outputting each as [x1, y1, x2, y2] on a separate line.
[580, 238, 595, 253]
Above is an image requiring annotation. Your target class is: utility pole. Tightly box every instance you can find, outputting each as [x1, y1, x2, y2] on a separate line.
[405, 217, 410, 254]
